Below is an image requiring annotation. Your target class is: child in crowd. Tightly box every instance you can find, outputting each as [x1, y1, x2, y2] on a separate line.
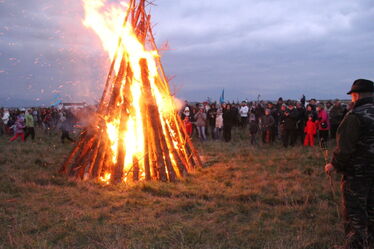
[9, 117, 25, 142]
[249, 110, 258, 145]
[304, 115, 316, 146]
[183, 116, 193, 137]
[214, 109, 223, 139]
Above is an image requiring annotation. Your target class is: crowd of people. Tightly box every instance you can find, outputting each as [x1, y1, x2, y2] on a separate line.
[1, 96, 349, 148]
[180, 96, 349, 147]
[0, 107, 77, 143]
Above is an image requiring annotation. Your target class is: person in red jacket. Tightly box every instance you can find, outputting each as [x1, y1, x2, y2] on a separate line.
[183, 116, 193, 137]
[304, 115, 317, 146]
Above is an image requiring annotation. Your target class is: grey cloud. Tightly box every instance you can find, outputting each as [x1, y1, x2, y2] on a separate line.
[0, 0, 374, 106]
[152, 0, 374, 101]
[0, 0, 105, 106]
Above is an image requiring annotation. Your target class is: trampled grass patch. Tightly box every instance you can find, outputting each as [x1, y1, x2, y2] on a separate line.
[0, 129, 343, 249]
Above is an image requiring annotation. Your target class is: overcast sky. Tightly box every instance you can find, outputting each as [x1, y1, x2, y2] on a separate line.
[0, 0, 373, 106]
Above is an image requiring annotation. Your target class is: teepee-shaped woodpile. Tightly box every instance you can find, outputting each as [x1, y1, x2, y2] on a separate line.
[59, 0, 202, 184]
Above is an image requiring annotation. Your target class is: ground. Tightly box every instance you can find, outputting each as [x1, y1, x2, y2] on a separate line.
[0, 129, 343, 249]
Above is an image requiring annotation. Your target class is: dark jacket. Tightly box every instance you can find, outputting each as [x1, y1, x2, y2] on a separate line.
[261, 115, 275, 131]
[223, 109, 237, 127]
[332, 97, 374, 176]
[305, 110, 318, 122]
[296, 107, 306, 129]
[207, 108, 217, 127]
[249, 121, 258, 134]
[284, 108, 299, 130]
[329, 105, 345, 125]
[270, 108, 279, 123]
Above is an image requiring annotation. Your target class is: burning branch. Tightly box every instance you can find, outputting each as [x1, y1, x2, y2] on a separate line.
[60, 0, 201, 184]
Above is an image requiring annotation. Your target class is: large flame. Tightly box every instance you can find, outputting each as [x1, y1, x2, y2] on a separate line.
[82, 0, 184, 183]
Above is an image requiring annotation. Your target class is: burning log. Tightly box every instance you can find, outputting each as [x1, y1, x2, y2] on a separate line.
[60, 0, 201, 184]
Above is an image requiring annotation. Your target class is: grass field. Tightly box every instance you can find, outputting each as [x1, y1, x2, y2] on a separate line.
[0, 129, 343, 249]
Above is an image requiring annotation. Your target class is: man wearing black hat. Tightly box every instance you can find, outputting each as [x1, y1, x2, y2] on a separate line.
[325, 79, 374, 249]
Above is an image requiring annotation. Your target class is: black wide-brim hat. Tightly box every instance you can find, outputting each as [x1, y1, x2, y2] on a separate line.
[347, 79, 374, 94]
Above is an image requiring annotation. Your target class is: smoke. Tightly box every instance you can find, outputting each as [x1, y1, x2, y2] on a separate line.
[173, 97, 185, 112]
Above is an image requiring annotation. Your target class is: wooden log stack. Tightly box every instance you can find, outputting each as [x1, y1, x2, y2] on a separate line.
[59, 0, 202, 184]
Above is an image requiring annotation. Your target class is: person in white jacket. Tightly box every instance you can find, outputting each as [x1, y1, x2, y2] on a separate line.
[1, 109, 10, 135]
[214, 109, 223, 139]
[2, 109, 10, 125]
[239, 102, 249, 128]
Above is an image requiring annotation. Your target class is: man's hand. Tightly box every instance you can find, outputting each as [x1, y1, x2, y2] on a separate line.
[325, 163, 335, 175]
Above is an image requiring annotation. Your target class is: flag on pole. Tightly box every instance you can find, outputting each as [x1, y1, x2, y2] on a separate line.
[219, 89, 225, 104]
[51, 94, 62, 107]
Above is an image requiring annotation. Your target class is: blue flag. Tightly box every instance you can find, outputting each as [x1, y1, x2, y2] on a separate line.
[219, 89, 225, 104]
[51, 94, 62, 107]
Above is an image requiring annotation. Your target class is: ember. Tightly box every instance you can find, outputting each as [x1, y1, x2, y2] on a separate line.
[59, 0, 202, 184]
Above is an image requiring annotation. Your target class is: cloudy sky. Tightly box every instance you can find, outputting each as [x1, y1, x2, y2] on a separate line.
[0, 0, 373, 106]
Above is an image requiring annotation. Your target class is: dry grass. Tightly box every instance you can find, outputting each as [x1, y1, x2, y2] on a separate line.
[0, 129, 343, 249]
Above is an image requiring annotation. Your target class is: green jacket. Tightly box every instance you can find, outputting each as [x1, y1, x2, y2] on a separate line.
[25, 113, 34, 127]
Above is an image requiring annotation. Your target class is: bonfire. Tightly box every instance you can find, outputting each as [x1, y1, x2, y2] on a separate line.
[59, 0, 202, 184]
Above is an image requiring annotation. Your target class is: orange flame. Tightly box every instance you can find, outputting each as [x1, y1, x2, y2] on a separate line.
[82, 0, 185, 183]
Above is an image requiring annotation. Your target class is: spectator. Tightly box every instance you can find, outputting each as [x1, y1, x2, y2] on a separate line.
[239, 101, 249, 128]
[326, 101, 333, 114]
[249, 110, 258, 145]
[60, 112, 75, 144]
[305, 104, 318, 122]
[207, 103, 217, 139]
[3, 109, 9, 123]
[329, 99, 345, 139]
[0, 108, 4, 136]
[304, 115, 317, 146]
[276, 97, 284, 111]
[316, 103, 330, 143]
[19, 108, 26, 122]
[231, 103, 240, 127]
[181, 106, 190, 120]
[268, 102, 278, 142]
[296, 102, 306, 145]
[300, 94, 306, 107]
[308, 98, 317, 111]
[32, 108, 39, 127]
[189, 107, 197, 137]
[279, 104, 287, 140]
[255, 103, 265, 123]
[51, 108, 59, 129]
[282, 103, 298, 147]
[24, 109, 35, 141]
[325, 78, 374, 249]
[223, 104, 236, 142]
[7, 111, 16, 134]
[194, 107, 207, 141]
[183, 116, 193, 137]
[43, 110, 53, 134]
[261, 109, 275, 144]
[9, 116, 25, 142]
[214, 109, 223, 140]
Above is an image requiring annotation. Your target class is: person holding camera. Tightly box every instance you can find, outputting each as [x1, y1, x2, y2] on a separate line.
[316, 103, 330, 143]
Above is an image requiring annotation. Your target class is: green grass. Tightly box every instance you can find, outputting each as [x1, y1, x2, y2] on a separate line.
[0, 129, 343, 249]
